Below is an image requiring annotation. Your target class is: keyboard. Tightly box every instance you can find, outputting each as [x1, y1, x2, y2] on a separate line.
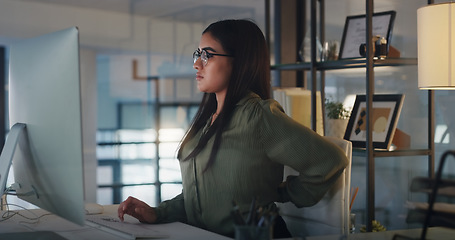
[85, 214, 169, 239]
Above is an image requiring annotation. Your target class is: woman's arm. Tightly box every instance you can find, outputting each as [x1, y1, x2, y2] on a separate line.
[154, 192, 188, 223]
[261, 100, 349, 207]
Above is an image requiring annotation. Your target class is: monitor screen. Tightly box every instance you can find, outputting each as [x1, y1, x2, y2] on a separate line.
[1, 27, 85, 225]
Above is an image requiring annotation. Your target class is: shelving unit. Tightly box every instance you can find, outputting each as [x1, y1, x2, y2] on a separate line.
[271, 58, 418, 71]
[269, 0, 435, 232]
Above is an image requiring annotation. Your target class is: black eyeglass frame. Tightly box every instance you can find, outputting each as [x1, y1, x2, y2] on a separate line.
[193, 49, 233, 65]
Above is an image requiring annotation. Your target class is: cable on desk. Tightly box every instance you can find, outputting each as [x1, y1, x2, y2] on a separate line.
[1, 188, 52, 224]
[1, 203, 52, 224]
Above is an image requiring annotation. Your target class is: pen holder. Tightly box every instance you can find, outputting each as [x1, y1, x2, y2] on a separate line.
[350, 213, 356, 234]
[234, 225, 272, 240]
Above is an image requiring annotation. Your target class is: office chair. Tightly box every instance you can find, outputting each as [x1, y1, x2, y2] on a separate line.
[395, 150, 455, 240]
[278, 136, 353, 237]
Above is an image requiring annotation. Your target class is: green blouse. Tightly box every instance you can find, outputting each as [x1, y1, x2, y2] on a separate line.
[154, 92, 349, 236]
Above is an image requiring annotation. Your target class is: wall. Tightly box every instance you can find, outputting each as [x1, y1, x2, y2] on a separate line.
[0, 0, 204, 54]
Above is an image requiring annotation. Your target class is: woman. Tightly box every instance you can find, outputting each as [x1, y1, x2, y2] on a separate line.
[118, 19, 348, 238]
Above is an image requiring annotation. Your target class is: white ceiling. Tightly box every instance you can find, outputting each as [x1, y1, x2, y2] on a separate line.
[1, 0, 443, 54]
[12, 0, 439, 31]
[1, 0, 269, 52]
[19, 0, 267, 22]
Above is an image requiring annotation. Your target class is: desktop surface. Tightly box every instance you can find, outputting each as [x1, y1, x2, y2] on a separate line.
[3, 204, 454, 240]
[0, 231, 68, 240]
[0, 205, 232, 240]
[304, 227, 455, 240]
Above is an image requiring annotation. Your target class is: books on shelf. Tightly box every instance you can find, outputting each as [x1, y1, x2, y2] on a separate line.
[273, 88, 323, 135]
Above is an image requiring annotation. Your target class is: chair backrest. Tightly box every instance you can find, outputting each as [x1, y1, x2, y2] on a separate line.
[278, 136, 352, 237]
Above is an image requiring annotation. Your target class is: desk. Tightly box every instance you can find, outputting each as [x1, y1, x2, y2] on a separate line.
[2, 206, 454, 240]
[305, 227, 455, 240]
[0, 205, 231, 240]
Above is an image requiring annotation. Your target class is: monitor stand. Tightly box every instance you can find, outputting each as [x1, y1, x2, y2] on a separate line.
[0, 123, 39, 210]
[0, 123, 27, 201]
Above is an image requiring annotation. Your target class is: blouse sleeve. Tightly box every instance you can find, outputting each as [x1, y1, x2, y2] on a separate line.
[259, 100, 349, 208]
[154, 192, 188, 223]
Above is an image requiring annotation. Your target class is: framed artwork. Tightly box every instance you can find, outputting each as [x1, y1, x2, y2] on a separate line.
[344, 94, 405, 150]
[339, 11, 396, 59]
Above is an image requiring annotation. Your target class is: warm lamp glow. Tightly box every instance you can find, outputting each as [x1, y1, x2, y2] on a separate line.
[417, 3, 455, 89]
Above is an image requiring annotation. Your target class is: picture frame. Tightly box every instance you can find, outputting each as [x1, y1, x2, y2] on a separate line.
[339, 10, 396, 59]
[344, 94, 405, 150]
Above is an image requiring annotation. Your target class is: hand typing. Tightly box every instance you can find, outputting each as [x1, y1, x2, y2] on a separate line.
[117, 196, 157, 223]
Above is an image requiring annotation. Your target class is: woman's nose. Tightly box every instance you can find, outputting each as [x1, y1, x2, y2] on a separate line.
[193, 57, 202, 69]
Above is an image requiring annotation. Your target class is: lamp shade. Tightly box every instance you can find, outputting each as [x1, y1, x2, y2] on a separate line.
[418, 3, 455, 89]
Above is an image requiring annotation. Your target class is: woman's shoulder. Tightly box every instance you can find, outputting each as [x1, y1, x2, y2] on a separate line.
[235, 92, 285, 119]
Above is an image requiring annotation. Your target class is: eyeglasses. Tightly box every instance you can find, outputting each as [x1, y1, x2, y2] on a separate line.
[193, 49, 233, 66]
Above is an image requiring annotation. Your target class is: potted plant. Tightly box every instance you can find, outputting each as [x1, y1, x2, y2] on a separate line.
[325, 99, 351, 138]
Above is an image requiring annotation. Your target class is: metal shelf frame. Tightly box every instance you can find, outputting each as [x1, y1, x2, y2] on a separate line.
[268, 0, 435, 232]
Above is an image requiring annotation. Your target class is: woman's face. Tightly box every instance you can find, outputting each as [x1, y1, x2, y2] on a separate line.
[193, 33, 233, 95]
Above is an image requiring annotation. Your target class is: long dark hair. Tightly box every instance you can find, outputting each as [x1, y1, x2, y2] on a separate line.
[178, 19, 271, 171]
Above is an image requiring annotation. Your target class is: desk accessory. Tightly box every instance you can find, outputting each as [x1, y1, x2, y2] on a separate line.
[231, 199, 277, 240]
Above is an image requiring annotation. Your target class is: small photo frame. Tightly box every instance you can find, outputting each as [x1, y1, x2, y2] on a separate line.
[339, 10, 396, 59]
[344, 94, 405, 150]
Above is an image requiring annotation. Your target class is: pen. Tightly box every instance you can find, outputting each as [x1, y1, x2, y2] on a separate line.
[231, 200, 246, 225]
[246, 197, 257, 225]
[257, 216, 266, 227]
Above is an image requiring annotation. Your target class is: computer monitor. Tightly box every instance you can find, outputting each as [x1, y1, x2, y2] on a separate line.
[0, 27, 85, 225]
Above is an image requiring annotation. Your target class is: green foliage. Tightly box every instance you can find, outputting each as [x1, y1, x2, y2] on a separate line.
[325, 99, 350, 119]
[360, 220, 387, 232]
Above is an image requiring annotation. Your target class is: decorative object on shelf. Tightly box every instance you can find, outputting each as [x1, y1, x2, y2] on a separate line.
[325, 99, 350, 138]
[339, 11, 396, 59]
[298, 31, 322, 62]
[321, 41, 339, 61]
[360, 220, 387, 232]
[390, 128, 411, 150]
[388, 45, 401, 58]
[417, 3, 455, 90]
[273, 88, 324, 135]
[325, 99, 350, 120]
[344, 94, 405, 150]
[359, 35, 388, 60]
